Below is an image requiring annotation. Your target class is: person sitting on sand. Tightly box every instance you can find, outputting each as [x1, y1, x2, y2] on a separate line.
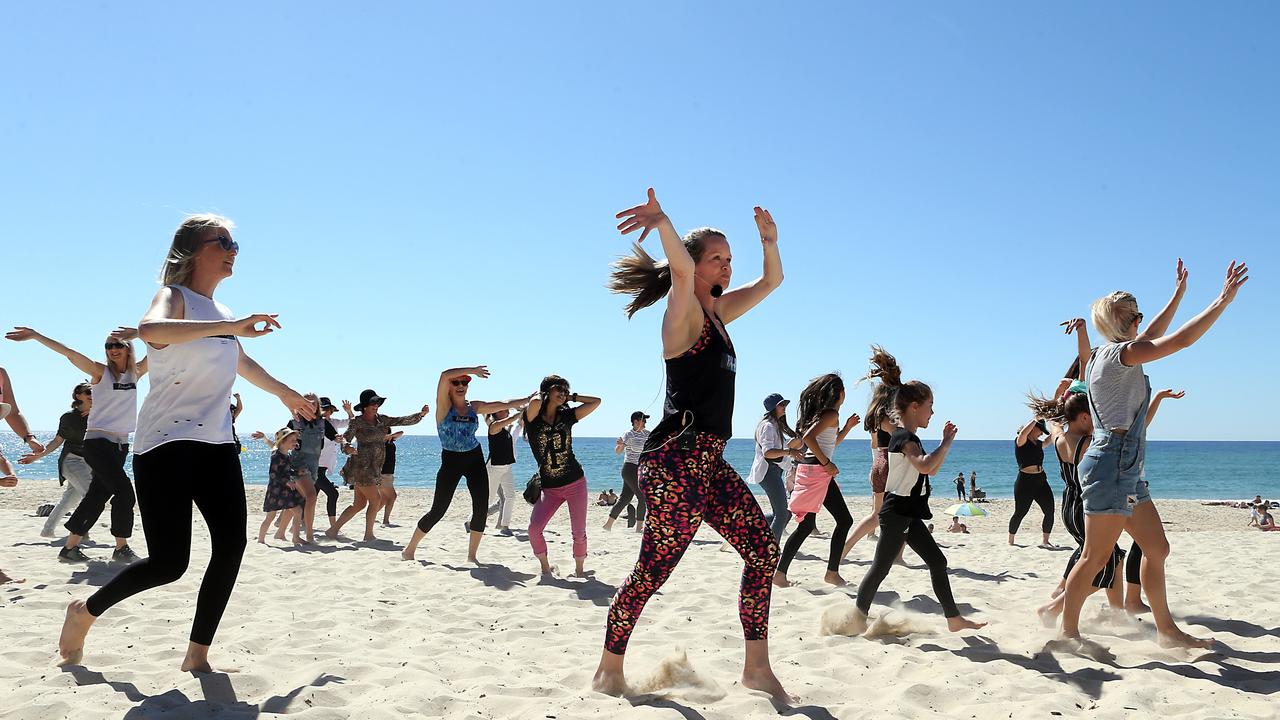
[948, 516, 969, 534]
[1256, 505, 1279, 532]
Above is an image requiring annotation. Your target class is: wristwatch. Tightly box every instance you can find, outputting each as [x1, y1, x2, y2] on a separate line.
[24, 434, 37, 442]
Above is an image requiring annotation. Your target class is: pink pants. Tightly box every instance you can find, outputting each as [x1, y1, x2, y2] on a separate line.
[528, 477, 588, 559]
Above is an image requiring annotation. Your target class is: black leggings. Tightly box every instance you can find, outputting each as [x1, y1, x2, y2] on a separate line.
[1009, 471, 1054, 535]
[856, 510, 958, 617]
[778, 479, 853, 574]
[66, 438, 135, 538]
[417, 446, 488, 534]
[85, 441, 247, 646]
[1126, 541, 1143, 586]
[609, 461, 647, 525]
[315, 467, 339, 518]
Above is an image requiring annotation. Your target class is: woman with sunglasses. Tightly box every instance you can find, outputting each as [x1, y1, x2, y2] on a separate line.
[6, 325, 150, 564]
[598, 189, 791, 701]
[1059, 259, 1247, 648]
[57, 215, 314, 672]
[21, 383, 95, 540]
[328, 389, 429, 543]
[402, 367, 532, 563]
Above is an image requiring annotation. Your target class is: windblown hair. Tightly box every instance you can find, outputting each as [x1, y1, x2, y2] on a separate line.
[796, 373, 845, 435]
[71, 382, 92, 410]
[893, 381, 933, 415]
[607, 228, 725, 318]
[1091, 291, 1138, 343]
[160, 213, 235, 288]
[1026, 391, 1090, 424]
[863, 345, 902, 433]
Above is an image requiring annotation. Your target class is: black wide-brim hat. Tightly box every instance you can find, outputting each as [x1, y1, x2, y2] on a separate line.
[354, 389, 386, 411]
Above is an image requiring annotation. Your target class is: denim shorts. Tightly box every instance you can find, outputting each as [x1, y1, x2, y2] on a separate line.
[1078, 430, 1151, 516]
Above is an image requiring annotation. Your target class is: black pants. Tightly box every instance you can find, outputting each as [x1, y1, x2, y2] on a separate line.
[86, 441, 247, 646]
[315, 466, 339, 518]
[1009, 471, 1054, 535]
[417, 447, 488, 533]
[778, 479, 854, 574]
[609, 461, 647, 527]
[66, 438, 135, 538]
[1126, 541, 1143, 586]
[856, 510, 958, 617]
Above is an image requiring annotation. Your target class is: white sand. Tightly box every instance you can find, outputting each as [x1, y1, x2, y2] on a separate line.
[1, 480, 1275, 719]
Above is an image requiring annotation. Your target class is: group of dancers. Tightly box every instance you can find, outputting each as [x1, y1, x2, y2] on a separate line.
[0, 193, 1248, 702]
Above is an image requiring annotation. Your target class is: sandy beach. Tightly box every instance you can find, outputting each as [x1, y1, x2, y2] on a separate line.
[1, 479, 1275, 719]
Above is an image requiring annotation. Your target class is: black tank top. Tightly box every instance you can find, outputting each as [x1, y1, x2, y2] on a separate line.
[647, 310, 737, 449]
[875, 428, 892, 448]
[1015, 436, 1045, 468]
[488, 428, 515, 466]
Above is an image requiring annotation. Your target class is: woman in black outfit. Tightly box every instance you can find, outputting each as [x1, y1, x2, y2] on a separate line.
[1009, 419, 1056, 548]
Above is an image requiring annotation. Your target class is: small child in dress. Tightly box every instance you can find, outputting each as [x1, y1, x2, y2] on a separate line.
[259, 428, 306, 545]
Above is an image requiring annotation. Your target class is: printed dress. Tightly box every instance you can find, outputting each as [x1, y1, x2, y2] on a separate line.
[341, 411, 427, 487]
[264, 451, 304, 512]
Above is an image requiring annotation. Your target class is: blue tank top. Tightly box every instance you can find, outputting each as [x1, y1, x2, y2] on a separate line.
[438, 406, 480, 452]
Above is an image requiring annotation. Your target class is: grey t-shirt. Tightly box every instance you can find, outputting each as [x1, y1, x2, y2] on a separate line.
[1086, 342, 1147, 431]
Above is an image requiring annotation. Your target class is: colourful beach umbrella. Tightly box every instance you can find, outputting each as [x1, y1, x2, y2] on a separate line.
[944, 503, 989, 518]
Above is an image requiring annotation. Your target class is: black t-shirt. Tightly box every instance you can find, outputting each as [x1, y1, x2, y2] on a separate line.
[488, 427, 515, 466]
[57, 411, 88, 457]
[525, 406, 584, 488]
[381, 439, 397, 474]
[880, 428, 933, 520]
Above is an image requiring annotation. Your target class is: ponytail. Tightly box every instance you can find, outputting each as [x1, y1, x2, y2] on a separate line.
[607, 228, 724, 318]
[863, 345, 902, 432]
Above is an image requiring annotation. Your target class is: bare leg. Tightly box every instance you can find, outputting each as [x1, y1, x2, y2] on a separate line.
[363, 488, 384, 541]
[741, 638, 797, 703]
[381, 484, 397, 526]
[1124, 501, 1212, 648]
[402, 527, 427, 561]
[1059, 513, 1127, 639]
[258, 512, 277, 544]
[842, 492, 883, 559]
[467, 530, 482, 564]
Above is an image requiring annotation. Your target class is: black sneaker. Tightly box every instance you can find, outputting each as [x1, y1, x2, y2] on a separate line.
[112, 545, 140, 564]
[59, 546, 91, 563]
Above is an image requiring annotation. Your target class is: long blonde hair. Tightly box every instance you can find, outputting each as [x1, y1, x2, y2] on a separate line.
[104, 337, 139, 381]
[160, 214, 235, 288]
[1091, 291, 1138, 343]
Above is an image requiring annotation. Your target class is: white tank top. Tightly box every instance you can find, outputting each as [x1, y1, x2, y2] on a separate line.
[133, 285, 239, 455]
[85, 364, 138, 442]
[805, 425, 838, 461]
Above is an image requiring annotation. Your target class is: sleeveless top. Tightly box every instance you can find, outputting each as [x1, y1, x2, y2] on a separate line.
[882, 428, 933, 520]
[1015, 436, 1045, 468]
[134, 285, 239, 454]
[801, 425, 838, 464]
[438, 405, 480, 453]
[85, 363, 138, 442]
[488, 427, 515, 466]
[874, 428, 892, 448]
[646, 310, 737, 449]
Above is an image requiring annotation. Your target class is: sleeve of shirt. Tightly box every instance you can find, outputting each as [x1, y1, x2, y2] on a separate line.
[562, 407, 579, 427]
[761, 422, 782, 451]
[57, 413, 74, 440]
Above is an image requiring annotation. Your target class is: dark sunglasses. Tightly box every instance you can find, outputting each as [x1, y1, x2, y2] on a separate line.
[104, 342, 127, 350]
[1129, 311, 1144, 326]
[203, 235, 239, 253]
[451, 378, 471, 387]
[548, 385, 569, 394]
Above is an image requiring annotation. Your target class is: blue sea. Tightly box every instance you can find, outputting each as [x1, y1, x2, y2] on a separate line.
[4, 432, 1278, 502]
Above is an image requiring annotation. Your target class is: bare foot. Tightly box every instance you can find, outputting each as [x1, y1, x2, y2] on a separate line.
[467, 555, 480, 565]
[570, 569, 594, 578]
[741, 669, 798, 704]
[1126, 601, 1152, 616]
[57, 600, 95, 666]
[362, 533, 376, 542]
[947, 615, 988, 632]
[401, 548, 417, 561]
[1038, 542, 1056, 550]
[1157, 629, 1214, 649]
[180, 657, 214, 673]
[0, 569, 23, 584]
[324, 527, 339, 540]
[823, 572, 847, 587]
[273, 532, 287, 541]
[591, 668, 628, 696]
[772, 572, 791, 588]
[1037, 602, 1062, 628]
[257, 537, 266, 545]
[602, 519, 614, 531]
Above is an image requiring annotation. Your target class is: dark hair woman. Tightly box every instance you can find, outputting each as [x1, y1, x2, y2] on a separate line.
[595, 189, 792, 702]
[21, 383, 95, 539]
[747, 394, 803, 541]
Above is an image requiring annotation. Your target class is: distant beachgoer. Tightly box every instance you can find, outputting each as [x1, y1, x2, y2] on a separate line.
[773, 373, 859, 588]
[259, 428, 305, 545]
[1009, 417, 1056, 549]
[970, 472, 977, 499]
[329, 389, 427, 543]
[954, 472, 966, 501]
[1259, 507, 1279, 531]
[401, 367, 530, 562]
[747, 395, 801, 541]
[21, 384, 94, 539]
[596, 189, 790, 701]
[1059, 258, 1245, 647]
[484, 408, 522, 534]
[605, 411, 651, 532]
[947, 517, 968, 534]
[7, 325, 149, 564]
[316, 397, 350, 530]
[57, 214, 314, 672]
[842, 347, 902, 559]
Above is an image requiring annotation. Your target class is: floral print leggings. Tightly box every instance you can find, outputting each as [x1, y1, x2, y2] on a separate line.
[604, 432, 780, 654]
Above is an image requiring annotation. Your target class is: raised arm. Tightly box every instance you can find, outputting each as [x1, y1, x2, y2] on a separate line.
[1123, 261, 1249, 366]
[488, 412, 523, 435]
[1146, 389, 1184, 426]
[231, 392, 243, 421]
[138, 286, 284, 348]
[1061, 317, 1091, 381]
[472, 392, 536, 417]
[382, 405, 430, 427]
[437, 366, 490, 422]
[236, 344, 314, 419]
[616, 189, 700, 357]
[572, 394, 602, 422]
[903, 421, 958, 476]
[835, 412, 862, 447]
[1015, 418, 1041, 446]
[4, 327, 104, 380]
[718, 206, 783, 324]
[1137, 259, 1189, 342]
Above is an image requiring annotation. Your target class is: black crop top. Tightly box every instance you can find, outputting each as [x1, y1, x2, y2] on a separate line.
[1015, 436, 1046, 468]
[647, 310, 737, 449]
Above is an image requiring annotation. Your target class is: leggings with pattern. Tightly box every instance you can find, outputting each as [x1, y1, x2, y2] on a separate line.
[604, 432, 779, 654]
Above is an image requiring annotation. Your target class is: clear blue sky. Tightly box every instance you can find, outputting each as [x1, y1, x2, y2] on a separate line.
[1, 2, 1275, 441]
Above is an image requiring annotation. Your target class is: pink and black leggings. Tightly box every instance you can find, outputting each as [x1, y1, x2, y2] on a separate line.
[604, 432, 779, 654]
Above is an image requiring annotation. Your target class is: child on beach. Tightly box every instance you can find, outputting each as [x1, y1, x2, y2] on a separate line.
[260, 428, 306, 545]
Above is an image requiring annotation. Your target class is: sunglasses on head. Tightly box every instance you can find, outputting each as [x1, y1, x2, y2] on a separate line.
[105, 342, 127, 350]
[451, 378, 471, 387]
[203, 235, 239, 253]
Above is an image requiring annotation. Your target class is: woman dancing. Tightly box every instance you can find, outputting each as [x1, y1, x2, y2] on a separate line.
[1059, 258, 1246, 647]
[57, 213, 313, 671]
[605, 411, 651, 533]
[747, 394, 802, 541]
[1008, 417, 1056, 548]
[597, 189, 791, 700]
[485, 408, 522, 534]
[6, 325, 149, 563]
[842, 347, 902, 558]
[22, 383, 94, 539]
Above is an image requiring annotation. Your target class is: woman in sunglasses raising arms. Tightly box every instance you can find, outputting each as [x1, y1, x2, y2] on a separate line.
[402, 367, 533, 563]
[598, 189, 792, 701]
[6, 325, 150, 564]
[56, 214, 314, 672]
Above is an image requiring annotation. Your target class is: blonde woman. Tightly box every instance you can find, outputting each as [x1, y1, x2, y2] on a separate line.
[1059, 259, 1247, 648]
[7, 325, 149, 563]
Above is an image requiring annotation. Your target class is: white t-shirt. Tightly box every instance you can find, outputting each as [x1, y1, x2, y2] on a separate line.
[748, 418, 789, 485]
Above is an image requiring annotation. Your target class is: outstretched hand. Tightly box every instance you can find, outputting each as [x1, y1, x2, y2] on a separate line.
[470, 366, 491, 379]
[615, 188, 667, 243]
[4, 326, 38, 342]
[753, 206, 777, 245]
[1156, 389, 1186, 400]
[229, 314, 282, 339]
[420, 404, 431, 415]
[284, 391, 315, 420]
[1174, 258, 1188, 296]
[1220, 260, 1249, 303]
[110, 326, 140, 342]
[843, 413, 862, 431]
[1060, 318, 1086, 335]
[942, 421, 959, 442]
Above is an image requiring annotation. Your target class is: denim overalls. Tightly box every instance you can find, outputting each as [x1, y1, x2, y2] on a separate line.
[1079, 362, 1152, 517]
[293, 417, 325, 482]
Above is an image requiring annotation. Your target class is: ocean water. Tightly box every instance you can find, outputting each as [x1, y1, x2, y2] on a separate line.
[5, 432, 1278, 502]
